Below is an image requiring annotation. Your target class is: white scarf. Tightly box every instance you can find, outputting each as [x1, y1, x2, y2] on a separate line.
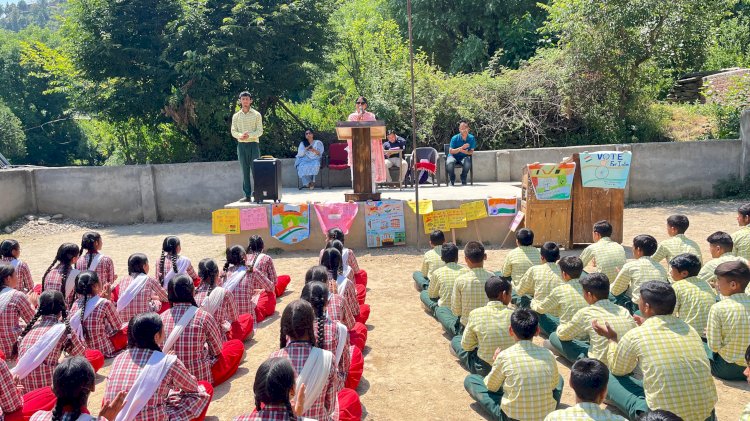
[162, 256, 190, 289]
[11, 323, 66, 380]
[9, 258, 21, 269]
[117, 274, 149, 312]
[64, 268, 81, 300]
[86, 253, 104, 272]
[252, 253, 269, 270]
[115, 351, 177, 421]
[200, 287, 226, 317]
[334, 322, 348, 366]
[224, 267, 247, 293]
[342, 248, 352, 272]
[296, 347, 333, 414]
[161, 306, 199, 354]
[69, 296, 103, 339]
[336, 274, 348, 295]
[0, 287, 14, 312]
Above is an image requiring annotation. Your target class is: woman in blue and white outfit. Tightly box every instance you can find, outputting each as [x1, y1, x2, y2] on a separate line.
[295, 128, 325, 189]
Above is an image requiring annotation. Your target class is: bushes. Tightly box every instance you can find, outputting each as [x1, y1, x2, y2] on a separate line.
[714, 174, 750, 198]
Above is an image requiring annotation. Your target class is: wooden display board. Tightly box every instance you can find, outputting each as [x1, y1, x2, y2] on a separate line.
[521, 166, 573, 249]
[570, 153, 624, 245]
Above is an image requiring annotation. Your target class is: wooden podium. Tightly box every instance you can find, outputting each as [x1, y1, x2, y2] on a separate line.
[335, 121, 386, 202]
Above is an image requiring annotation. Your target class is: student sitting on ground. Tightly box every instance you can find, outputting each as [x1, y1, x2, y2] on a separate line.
[70, 271, 127, 358]
[733, 203, 750, 261]
[549, 273, 636, 366]
[76, 231, 117, 295]
[449, 241, 494, 337]
[115, 253, 168, 324]
[579, 220, 626, 282]
[652, 214, 703, 265]
[698, 231, 748, 290]
[610, 235, 668, 314]
[670, 253, 716, 337]
[421, 243, 465, 316]
[413, 230, 446, 291]
[706, 261, 750, 381]
[543, 358, 626, 421]
[40, 243, 81, 307]
[246, 235, 292, 297]
[0, 350, 58, 421]
[594, 281, 717, 421]
[326, 228, 368, 288]
[0, 263, 35, 359]
[232, 357, 309, 421]
[0, 239, 35, 293]
[513, 241, 563, 309]
[531, 256, 588, 337]
[464, 308, 563, 421]
[196, 258, 254, 343]
[740, 344, 750, 420]
[501, 228, 541, 283]
[451, 276, 513, 377]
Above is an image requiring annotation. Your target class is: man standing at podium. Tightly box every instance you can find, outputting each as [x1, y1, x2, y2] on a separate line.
[447, 120, 475, 186]
[231, 91, 263, 201]
[347, 96, 386, 187]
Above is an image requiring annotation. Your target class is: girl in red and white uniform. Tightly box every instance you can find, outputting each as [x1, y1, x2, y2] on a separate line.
[325, 228, 367, 290]
[156, 236, 200, 289]
[76, 231, 117, 294]
[196, 258, 253, 342]
[0, 239, 34, 293]
[0, 263, 35, 359]
[325, 241, 369, 323]
[224, 245, 275, 322]
[114, 253, 168, 325]
[70, 271, 127, 358]
[232, 357, 310, 421]
[40, 243, 81, 307]
[246, 235, 291, 297]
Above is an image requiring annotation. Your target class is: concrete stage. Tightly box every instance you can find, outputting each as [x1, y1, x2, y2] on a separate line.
[224, 181, 522, 251]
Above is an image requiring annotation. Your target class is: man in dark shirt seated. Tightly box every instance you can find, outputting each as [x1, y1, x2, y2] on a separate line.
[384, 130, 408, 183]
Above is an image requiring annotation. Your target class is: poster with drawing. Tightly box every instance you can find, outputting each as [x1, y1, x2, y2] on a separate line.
[579, 151, 632, 189]
[271, 203, 310, 244]
[527, 162, 576, 200]
[364, 200, 406, 248]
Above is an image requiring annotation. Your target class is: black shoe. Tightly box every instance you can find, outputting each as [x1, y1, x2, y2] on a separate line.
[450, 180, 455, 186]
[461, 180, 467, 186]
[239, 197, 249, 202]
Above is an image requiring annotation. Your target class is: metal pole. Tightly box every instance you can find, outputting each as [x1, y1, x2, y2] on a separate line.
[407, 0, 420, 250]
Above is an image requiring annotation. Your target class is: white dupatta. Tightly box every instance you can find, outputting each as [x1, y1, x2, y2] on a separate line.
[11, 323, 66, 380]
[252, 253, 269, 270]
[334, 322, 348, 366]
[162, 256, 190, 289]
[295, 347, 333, 414]
[200, 287, 226, 317]
[86, 253, 104, 271]
[64, 269, 81, 300]
[161, 306, 199, 354]
[117, 274, 149, 312]
[69, 296, 103, 339]
[335, 273, 348, 295]
[9, 258, 21, 269]
[0, 286, 14, 312]
[114, 351, 177, 421]
[224, 267, 247, 293]
[342, 248, 352, 271]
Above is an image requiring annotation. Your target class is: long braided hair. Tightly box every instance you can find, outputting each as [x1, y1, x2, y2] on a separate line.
[42, 243, 80, 294]
[15, 291, 72, 357]
[279, 299, 315, 349]
[0, 239, 20, 259]
[79, 231, 101, 270]
[320, 247, 344, 277]
[74, 271, 99, 341]
[159, 236, 181, 285]
[198, 258, 219, 297]
[0, 264, 15, 292]
[168, 274, 198, 307]
[50, 356, 95, 421]
[300, 281, 329, 349]
[224, 245, 247, 280]
[253, 357, 298, 420]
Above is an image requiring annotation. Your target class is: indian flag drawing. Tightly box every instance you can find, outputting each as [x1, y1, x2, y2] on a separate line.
[271, 203, 310, 244]
[486, 198, 517, 216]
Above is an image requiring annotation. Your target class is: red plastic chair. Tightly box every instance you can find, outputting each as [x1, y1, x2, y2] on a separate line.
[327, 142, 351, 189]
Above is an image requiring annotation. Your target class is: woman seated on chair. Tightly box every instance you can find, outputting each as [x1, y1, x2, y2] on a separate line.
[295, 128, 324, 190]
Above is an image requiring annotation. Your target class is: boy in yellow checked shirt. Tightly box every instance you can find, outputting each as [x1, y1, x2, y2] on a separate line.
[593, 281, 717, 421]
[741, 344, 750, 421]
[451, 276, 514, 376]
[450, 241, 495, 336]
[706, 261, 750, 380]
[501, 228, 541, 282]
[420, 242, 465, 318]
[733, 203, 750, 260]
[464, 309, 563, 421]
[698, 231, 748, 291]
[544, 359, 626, 421]
[652, 214, 703, 265]
[610, 235, 668, 314]
[512, 242, 562, 309]
[549, 273, 636, 366]
[531, 256, 587, 337]
[669, 253, 716, 337]
[579, 220, 626, 282]
[413, 230, 445, 291]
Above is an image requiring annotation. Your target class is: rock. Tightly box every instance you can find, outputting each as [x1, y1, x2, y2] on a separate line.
[24, 215, 36, 221]
[37, 219, 48, 225]
[38, 216, 51, 222]
[3, 227, 12, 234]
[51, 214, 63, 220]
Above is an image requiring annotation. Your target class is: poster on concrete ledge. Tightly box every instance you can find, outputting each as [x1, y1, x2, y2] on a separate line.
[579, 151, 632, 189]
[212, 209, 241, 234]
[313, 202, 359, 235]
[364, 200, 406, 248]
[271, 203, 310, 245]
[240, 207, 268, 231]
[487, 198, 517, 216]
[528, 162, 576, 200]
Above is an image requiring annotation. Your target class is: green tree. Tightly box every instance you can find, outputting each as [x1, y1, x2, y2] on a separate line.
[0, 101, 27, 162]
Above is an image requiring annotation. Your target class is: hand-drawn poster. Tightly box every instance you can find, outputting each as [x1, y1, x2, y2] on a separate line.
[579, 151, 632, 189]
[313, 202, 359, 235]
[528, 162, 576, 200]
[445, 209, 467, 228]
[364, 200, 406, 248]
[212, 209, 241, 234]
[460, 201, 488, 221]
[423, 210, 450, 234]
[407, 199, 434, 215]
[271, 203, 310, 245]
[487, 198, 517, 216]
[239, 207, 268, 231]
[509, 211, 525, 232]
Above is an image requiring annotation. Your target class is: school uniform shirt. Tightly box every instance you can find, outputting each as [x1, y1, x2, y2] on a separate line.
[0, 358, 23, 415]
[328, 276, 359, 318]
[0, 257, 33, 293]
[741, 403, 750, 421]
[501, 245, 542, 281]
[18, 315, 87, 391]
[421, 246, 445, 279]
[104, 348, 211, 421]
[233, 404, 304, 421]
[706, 293, 750, 365]
[556, 300, 636, 366]
[610, 256, 668, 304]
[651, 234, 703, 264]
[161, 303, 224, 384]
[247, 252, 277, 285]
[672, 276, 716, 336]
[195, 284, 240, 331]
[155, 255, 199, 284]
[579, 237, 627, 282]
[75, 252, 116, 286]
[0, 288, 35, 358]
[514, 262, 563, 302]
[313, 316, 351, 389]
[42, 264, 78, 306]
[451, 268, 494, 325]
[344, 248, 361, 275]
[231, 107, 263, 142]
[327, 292, 354, 330]
[224, 266, 258, 316]
[531, 279, 588, 327]
[70, 296, 124, 357]
[269, 342, 337, 421]
[606, 315, 717, 421]
[732, 225, 750, 261]
[427, 262, 467, 306]
[484, 340, 559, 421]
[30, 412, 107, 421]
[115, 275, 168, 323]
[461, 301, 514, 364]
[543, 402, 627, 421]
[697, 252, 748, 287]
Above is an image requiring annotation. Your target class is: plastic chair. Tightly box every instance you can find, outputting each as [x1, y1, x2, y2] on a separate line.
[327, 142, 351, 189]
[407, 147, 440, 187]
[443, 143, 474, 185]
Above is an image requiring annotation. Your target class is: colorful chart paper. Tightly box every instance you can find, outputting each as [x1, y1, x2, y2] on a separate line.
[579, 151, 632, 189]
[487, 198, 517, 216]
[239, 207, 268, 231]
[423, 211, 449, 233]
[460, 201, 488, 221]
[313, 202, 359, 235]
[407, 199, 434, 215]
[212, 209, 241, 234]
[446, 209, 467, 228]
[528, 162, 576, 200]
[509, 211, 525, 232]
[271, 203, 310, 245]
[364, 200, 406, 248]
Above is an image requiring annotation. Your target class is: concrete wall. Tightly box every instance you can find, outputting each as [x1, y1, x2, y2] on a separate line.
[0, 169, 34, 225]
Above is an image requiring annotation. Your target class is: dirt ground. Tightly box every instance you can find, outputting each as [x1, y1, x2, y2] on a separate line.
[7, 199, 750, 420]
